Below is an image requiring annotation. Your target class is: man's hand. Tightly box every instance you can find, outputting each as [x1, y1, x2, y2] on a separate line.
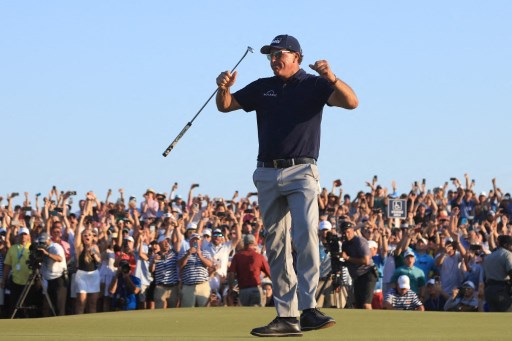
[216, 71, 237, 89]
[309, 60, 336, 83]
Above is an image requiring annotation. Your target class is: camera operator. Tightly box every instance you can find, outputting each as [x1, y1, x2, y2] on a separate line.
[316, 220, 350, 309]
[38, 232, 68, 316]
[339, 221, 377, 309]
[109, 260, 141, 311]
[483, 234, 512, 312]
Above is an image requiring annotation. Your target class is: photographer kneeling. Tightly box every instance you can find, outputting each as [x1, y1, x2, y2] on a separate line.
[340, 221, 377, 309]
[38, 233, 68, 316]
[109, 260, 141, 311]
[444, 280, 479, 312]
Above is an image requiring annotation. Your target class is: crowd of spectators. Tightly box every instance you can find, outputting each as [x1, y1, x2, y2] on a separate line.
[0, 174, 511, 318]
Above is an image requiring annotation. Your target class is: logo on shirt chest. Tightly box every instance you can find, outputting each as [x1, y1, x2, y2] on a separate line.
[263, 90, 277, 97]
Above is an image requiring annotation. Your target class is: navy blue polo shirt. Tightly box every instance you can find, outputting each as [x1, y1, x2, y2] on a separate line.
[233, 69, 333, 162]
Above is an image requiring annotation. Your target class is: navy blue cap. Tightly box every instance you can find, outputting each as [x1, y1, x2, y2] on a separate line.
[260, 35, 302, 54]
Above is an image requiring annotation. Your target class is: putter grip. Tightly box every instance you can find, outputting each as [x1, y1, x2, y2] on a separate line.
[162, 122, 192, 157]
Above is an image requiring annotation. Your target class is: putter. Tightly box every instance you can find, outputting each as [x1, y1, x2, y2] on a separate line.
[162, 46, 254, 157]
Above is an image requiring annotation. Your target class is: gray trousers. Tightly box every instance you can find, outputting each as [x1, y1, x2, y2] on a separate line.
[239, 286, 265, 307]
[253, 164, 320, 317]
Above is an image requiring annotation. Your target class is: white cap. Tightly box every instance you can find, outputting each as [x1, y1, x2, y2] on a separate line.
[157, 235, 169, 243]
[427, 279, 436, 286]
[186, 222, 198, 230]
[319, 221, 332, 231]
[398, 275, 410, 289]
[462, 280, 475, 289]
[18, 227, 30, 235]
[404, 249, 415, 258]
[124, 236, 134, 243]
[367, 240, 378, 249]
[202, 228, 212, 237]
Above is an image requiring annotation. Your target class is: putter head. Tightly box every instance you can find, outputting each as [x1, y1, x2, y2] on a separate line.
[247, 46, 254, 53]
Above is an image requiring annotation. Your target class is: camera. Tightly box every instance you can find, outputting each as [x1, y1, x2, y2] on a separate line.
[323, 231, 346, 289]
[119, 260, 131, 275]
[27, 242, 48, 270]
[11, 192, 19, 197]
[68, 191, 77, 196]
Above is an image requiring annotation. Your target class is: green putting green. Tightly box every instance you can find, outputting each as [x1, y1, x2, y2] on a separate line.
[0, 307, 510, 340]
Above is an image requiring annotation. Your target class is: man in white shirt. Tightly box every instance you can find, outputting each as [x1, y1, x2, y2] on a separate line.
[39, 232, 67, 316]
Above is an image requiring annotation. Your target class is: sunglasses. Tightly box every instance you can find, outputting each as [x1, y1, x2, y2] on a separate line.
[266, 50, 293, 61]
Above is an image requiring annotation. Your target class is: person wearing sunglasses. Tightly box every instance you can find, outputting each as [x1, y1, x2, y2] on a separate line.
[216, 34, 358, 337]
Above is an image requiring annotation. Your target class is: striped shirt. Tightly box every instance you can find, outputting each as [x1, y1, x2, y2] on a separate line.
[385, 288, 423, 310]
[179, 250, 212, 286]
[153, 250, 179, 286]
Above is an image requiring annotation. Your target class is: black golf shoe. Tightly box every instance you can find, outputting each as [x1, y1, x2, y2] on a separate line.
[250, 317, 303, 337]
[300, 308, 336, 331]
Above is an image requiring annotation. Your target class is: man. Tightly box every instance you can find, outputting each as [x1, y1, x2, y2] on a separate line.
[216, 34, 357, 337]
[228, 234, 271, 306]
[444, 280, 479, 312]
[316, 220, 350, 309]
[38, 232, 68, 316]
[412, 237, 435, 279]
[340, 221, 378, 309]
[482, 234, 512, 312]
[203, 228, 230, 300]
[2, 227, 35, 317]
[390, 249, 426, 299]
[109, 260, 141, 310]
[178, 233, 213, 307]
[435, 238, 465, 295]
[383, 275, 424, 311]
[423, 278, 448, 311]
[150, 234, 181, 309]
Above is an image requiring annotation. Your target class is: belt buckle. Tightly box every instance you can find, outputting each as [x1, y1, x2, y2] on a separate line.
[273, 160, 279, 168]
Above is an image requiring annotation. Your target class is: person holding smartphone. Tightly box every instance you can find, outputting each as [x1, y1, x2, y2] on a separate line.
[178, 233, 213, 307]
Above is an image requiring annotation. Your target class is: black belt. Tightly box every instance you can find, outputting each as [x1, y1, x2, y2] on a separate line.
[257, 157, 316, 169]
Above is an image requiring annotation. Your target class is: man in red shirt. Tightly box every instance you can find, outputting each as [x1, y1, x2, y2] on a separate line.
[228, 234, 271, 306]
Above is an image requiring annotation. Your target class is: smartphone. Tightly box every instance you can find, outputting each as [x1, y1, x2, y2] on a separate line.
[244, 209, 254, 214]
[450, 178, 456, 181]
[216, 212, 226, 217]
[469, 244, 482, 251]
[54, 207, 63, 213]
[68, 191, 77, 196]
[193, 241, 198, 249]
[414, 181, 418, 187]
[334, 179, 342, 187]
[422, 178, 426, 185]
[373, 175, 378, 182]
[22, 207, 32, 212]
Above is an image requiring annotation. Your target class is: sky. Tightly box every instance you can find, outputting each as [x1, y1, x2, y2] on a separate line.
[1, 1, 511, 208]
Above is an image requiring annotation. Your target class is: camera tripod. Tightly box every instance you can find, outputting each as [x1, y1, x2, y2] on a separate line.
[10, 267, 56, 319]
[316, 268, 353, 309]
